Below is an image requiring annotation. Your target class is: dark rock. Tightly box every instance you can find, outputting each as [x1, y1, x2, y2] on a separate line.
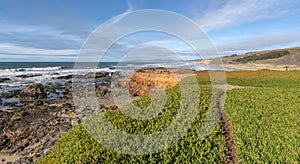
[9, 89, 22, 97]
[0, 89, 22, 98]
[22, 111, 30, 117]
[96, 72, 111, 78]
[16, 74, 42, 78]
[3, 102, 17, 107]
[20, 84, 47, 99]
[0, 97, 78, 163]
[0, 78, 10, 83]
[56, 75, 72, 79]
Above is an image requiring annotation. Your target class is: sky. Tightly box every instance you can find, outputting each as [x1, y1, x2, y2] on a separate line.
[0, 0, 300, 62]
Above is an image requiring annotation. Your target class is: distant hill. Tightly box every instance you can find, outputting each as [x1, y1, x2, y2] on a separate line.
[196, 46, 300, 70]
[221, 47, 300, 65]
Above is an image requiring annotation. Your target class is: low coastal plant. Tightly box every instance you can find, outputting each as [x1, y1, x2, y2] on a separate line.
[225, 87, 300, 163]
[38, 78, 225, 163]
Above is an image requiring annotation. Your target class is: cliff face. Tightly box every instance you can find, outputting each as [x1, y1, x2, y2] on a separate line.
[128, 68, 193, 96]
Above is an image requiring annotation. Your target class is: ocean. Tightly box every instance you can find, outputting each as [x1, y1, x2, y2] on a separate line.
[0, 61, 209, 93]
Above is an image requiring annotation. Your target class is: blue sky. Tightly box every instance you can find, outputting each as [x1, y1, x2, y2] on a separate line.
[0, 0, 300, 61]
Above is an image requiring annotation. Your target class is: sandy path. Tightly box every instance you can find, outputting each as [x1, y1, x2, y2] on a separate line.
[213, 84, 256, 91]
[213, 84, 256, 163]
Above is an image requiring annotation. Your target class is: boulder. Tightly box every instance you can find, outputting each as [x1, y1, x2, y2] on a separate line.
[20, 84, 47, 99]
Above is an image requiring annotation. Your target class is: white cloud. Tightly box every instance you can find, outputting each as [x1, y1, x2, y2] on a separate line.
[214, 29, 300, 55]
[194, 0, 299, 31]
[0, 43, 78, 56]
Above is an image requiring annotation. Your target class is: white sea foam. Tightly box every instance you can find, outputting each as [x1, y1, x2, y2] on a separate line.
[0, 62, 210, 93]
[1, 66, 63, 73]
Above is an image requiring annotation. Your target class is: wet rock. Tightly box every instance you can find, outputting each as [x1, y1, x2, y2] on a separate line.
[4, 102, 17, 107]
[56, 75, 72, 79]
[16, 74, 42, 78]
[96, 72, 111, 78]
[84, 72, 111, 79]
[51, 73, 59, 75]
[0, 78, 10, 83]
[0, 100, 79, 163]
[20, 84, 47, 99]
[9, 90, 22, 97]
[1, 90, 21, 99]
[0, 72, 130, 163]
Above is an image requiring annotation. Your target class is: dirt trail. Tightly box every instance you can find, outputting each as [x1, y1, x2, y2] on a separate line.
[220, 104, 238, 164]
[213, 84, 256, 91]
[214, 85, 245, 164]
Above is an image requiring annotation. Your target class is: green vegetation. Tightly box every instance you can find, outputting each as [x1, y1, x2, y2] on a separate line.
[227, 77, 300, 88]
[225, 88, 300, 163]
[39, 70, 300, 163]
[233, 50, 290, 63]
[225, 72, 300, 163]
[226, 70, 300, 88]
[39, 78, 225, 163]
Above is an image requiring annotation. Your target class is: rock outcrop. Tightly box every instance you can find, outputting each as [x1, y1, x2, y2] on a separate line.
[20, 84, 47, 99]
[128, 68, 189, 96]
[0, 100, 79, 163]
[56, 75, 72, 79]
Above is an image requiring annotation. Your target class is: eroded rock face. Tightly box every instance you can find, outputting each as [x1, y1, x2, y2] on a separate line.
[128, 68, 180, 96]
[20, 84, 47, 99]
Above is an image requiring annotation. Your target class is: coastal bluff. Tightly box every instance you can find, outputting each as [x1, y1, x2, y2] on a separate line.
[128, 68, 194, 96]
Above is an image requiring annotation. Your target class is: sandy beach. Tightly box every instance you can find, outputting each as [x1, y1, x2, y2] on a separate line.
[195, 59, 300, 71]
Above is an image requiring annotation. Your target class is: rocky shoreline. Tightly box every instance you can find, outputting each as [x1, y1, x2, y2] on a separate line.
[0, 72, 118, 164]
[0, 68, 193, 163]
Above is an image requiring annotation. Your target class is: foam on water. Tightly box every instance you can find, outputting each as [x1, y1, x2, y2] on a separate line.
[0, 61, 211, 94]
